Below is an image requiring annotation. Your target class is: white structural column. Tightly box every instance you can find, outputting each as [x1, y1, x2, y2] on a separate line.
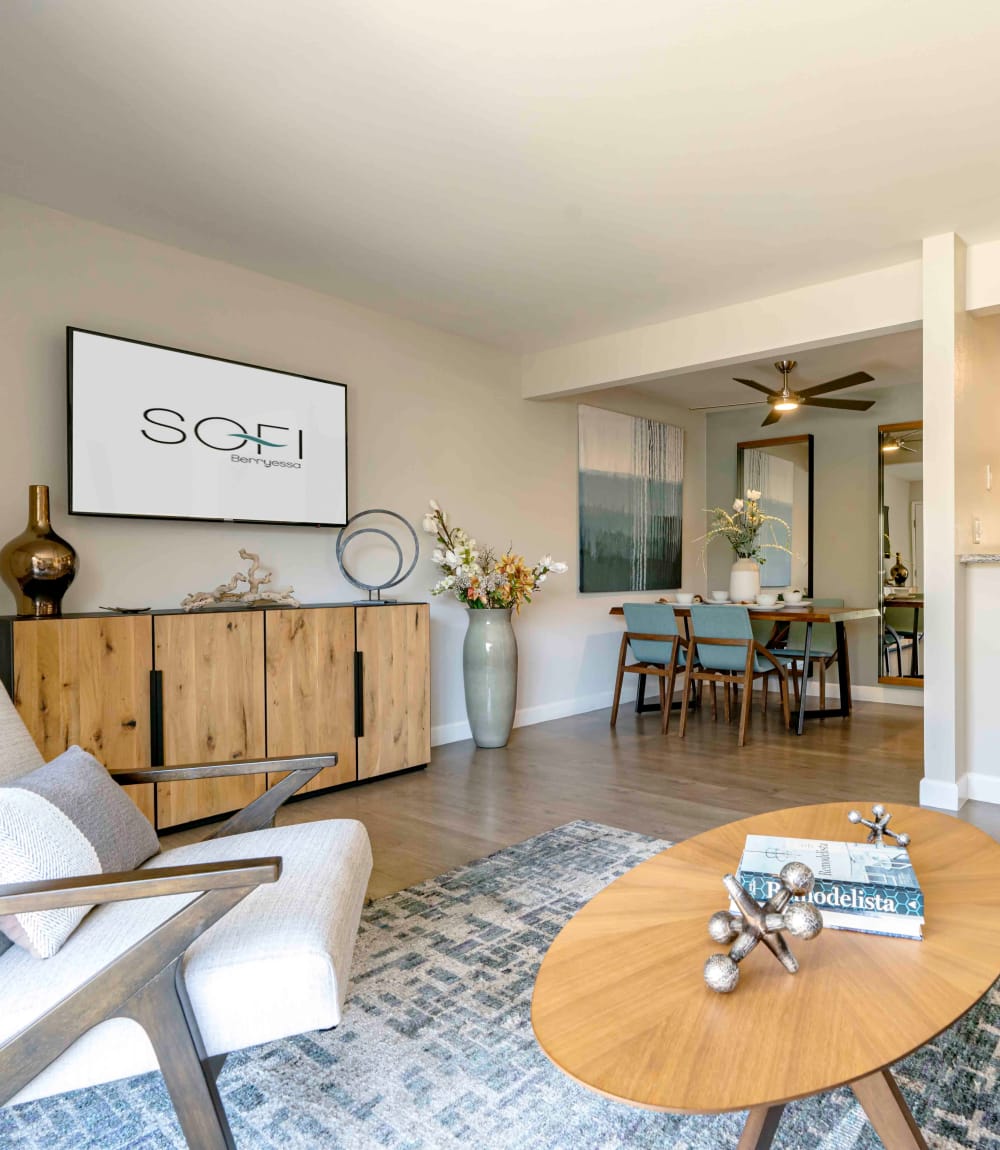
[920, 234, 968, 810]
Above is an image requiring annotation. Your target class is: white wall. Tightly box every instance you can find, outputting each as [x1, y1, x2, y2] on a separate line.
[704, 384, 922, 690]
[0, 194, 705, 745]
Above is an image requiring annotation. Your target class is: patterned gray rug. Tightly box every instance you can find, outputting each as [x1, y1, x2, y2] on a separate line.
[3, 820, 998, 1149]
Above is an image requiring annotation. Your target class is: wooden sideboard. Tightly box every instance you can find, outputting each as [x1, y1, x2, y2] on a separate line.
[0, 602, 430, 830]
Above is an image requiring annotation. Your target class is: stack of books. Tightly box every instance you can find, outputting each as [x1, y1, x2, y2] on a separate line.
[736, 834, 924, 940]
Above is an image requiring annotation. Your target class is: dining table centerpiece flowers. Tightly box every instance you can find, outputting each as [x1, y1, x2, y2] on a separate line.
[704, 489, 791, 602]
[423, 501, 567, 748]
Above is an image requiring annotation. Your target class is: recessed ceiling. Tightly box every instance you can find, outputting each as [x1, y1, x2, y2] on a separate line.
[628, 328, 922, 411]
[2, 3, 1000, 349]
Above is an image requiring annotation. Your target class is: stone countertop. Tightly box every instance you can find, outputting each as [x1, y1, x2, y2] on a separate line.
[959, 554, 1000, 564]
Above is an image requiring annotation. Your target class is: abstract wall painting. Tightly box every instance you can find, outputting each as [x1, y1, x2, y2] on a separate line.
[577, 405, 684, 593]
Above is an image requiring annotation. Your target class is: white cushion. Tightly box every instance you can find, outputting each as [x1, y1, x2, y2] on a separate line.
[2, 818, 372, 1105]
[0, 686, 44, 785]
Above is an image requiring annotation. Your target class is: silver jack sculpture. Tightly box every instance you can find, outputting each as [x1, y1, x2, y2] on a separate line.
[847, 804, 911, 847]
[704, 862, 824, 994]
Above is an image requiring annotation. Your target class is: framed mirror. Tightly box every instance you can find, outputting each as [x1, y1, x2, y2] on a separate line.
[736, 434, 814, 597]
[878, 421, 923, 686]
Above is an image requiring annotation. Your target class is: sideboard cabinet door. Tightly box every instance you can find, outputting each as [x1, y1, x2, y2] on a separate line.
[265, 607, 357, 791]
[11, 616, 154, 822]
[154, 612, 266, 829]
[356, 604, 430, 780]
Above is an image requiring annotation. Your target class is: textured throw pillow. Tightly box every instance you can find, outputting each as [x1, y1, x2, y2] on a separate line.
[0, 746, 160, 958]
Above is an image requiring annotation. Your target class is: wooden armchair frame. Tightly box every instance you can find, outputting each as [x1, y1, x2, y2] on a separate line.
[678, 638, 790, 747]
[610, 631, 688, 735]
[0, 753, 333, 1150]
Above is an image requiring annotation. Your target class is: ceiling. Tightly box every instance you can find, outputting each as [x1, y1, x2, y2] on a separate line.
[629, 328, 922, 411]
[3, 3, 1000, 350]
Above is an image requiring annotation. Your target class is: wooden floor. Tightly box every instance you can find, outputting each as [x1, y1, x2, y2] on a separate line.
[165, 699, 1000, 900]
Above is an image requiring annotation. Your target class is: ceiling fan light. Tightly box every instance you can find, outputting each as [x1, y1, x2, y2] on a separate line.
[774, 400, 799, 412]
[882, 439, 901, 452]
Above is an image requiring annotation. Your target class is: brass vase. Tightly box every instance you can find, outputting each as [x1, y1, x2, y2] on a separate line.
[0, 485, 78, 617]
[889, 551, 909, 588]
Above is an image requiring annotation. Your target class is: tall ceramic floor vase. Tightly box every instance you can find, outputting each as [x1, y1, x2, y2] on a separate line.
[0, 485, 78, 617]
[729, 557, 760, 604]
[463, 607, 518, 748]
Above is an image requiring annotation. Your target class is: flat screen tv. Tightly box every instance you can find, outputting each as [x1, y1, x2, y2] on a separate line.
[68, 328, 348, 526]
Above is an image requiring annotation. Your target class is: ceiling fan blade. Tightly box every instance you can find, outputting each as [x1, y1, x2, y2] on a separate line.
[797, 371, 875, 398]
[688, 400, 767, 411]
[733, 378, 779, 397]
[900, 443, 919, 453]
[761, 408, 783, 427]
[799, 397, 876, 411]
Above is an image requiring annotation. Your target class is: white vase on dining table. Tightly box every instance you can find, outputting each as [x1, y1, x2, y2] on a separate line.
[729, 557, 760, 604]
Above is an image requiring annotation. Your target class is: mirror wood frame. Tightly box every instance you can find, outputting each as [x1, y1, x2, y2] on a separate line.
[877, 418, 923, 687]
[736, 434, 814, 598]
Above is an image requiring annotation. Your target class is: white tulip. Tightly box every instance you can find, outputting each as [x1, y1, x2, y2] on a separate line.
[537, 573, 547, 583]
[539, 554, 553, 568]
[733, 499, 744, 512]
[747, 489, 762, 502]
[550, 562, 569, 574]
[422, 515, 438, 534]
[429, 499, 440, 511]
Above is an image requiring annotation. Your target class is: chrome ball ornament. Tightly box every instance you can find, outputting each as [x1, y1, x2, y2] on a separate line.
[703, 863, 824, 993]
[848, 804, 911, 847]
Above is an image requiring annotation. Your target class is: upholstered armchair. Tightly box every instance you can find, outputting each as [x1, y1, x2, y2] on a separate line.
[0, 684, 372, 1149]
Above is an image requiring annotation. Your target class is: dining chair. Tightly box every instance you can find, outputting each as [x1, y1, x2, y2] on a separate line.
[773, 598, 844, 708]
[611, 603, 687, 735]
[884, 604, 923, 676]
[679, 605, 790, 746]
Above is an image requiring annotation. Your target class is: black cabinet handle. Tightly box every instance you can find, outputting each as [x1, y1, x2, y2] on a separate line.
[354, 651, 365, 738]
[149, 669, 164, 766]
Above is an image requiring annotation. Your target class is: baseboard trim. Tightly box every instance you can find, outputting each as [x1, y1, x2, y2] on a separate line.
[966, 772, 1000, 805]
[431, 687, 635, 747]
[432, 676, 922, 747]
[919, 775, 968, 811]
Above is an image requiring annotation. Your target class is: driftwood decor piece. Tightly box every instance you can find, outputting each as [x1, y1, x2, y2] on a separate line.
[181, 549, 300, 612]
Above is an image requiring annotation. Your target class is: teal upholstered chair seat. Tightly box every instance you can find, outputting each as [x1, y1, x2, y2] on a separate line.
[773, 599, 843, 707]
[689, 604, 772, 673]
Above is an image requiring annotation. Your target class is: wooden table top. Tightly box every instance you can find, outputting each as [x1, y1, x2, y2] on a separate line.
[609, 603, 880, 624]
[885, 596, 924, 609]
[531, 802, 1000, 1115]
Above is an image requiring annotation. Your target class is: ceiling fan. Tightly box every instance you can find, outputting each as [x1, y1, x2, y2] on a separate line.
[731, 359, 876, 427]
[881, 431, 921, 454]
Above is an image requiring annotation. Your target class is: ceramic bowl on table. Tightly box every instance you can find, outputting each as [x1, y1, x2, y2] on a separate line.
[675, 592, 694, 605]
[755, 593, 778, 607]
[784, 589, 803, 604]
[710, 591, 729, 603]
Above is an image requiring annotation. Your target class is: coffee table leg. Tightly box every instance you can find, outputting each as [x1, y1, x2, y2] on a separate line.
[851, 1069, 928, 1149]
[737, 1104, 785, 1149]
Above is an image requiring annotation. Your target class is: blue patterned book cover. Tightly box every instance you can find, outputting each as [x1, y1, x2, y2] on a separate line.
[736, 834, 924, 939]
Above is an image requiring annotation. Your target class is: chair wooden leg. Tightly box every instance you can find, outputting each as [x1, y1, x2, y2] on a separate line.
[122, 960, 236, 1150]
[819, 660, 826, 710]
[737, 673, 754, 747]
[610, 634, 629, 727]
[657, 670, 667, 732]
[760, 674, 768, 715]
[663, 648, 679, 735]
[779, 670, 791, 727]
[710, 681, 717, 719]
[678, 662, 694, 738]
[723, 682, 732, 723]
[789, 661, 800, 707]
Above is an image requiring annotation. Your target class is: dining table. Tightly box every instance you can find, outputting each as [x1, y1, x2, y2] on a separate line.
[610, 601, 880, 735]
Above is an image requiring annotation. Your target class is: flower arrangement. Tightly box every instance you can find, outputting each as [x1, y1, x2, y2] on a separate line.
[422, 501, 568, 610]
[704, 489, 790, 565]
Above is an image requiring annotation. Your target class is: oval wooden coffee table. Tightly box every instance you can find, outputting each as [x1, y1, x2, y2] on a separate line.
[532, 802, 1000, 1149]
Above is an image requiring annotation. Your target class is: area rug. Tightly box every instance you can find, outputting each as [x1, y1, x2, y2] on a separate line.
[3, 821, 998, 1149]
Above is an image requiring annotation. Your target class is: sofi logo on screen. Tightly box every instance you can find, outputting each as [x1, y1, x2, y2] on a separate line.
[141, 408, 304, 469]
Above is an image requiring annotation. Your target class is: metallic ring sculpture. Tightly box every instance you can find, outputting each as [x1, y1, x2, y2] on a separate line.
[335, 509, 419, 600]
